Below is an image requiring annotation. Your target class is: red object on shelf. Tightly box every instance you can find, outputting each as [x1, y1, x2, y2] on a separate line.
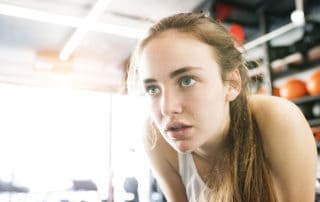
[215, 3, 235, 21]
[314, 133, 320, 142]
[229, 24, 245, 44]
[311, 127, 320, 142]
[280, 79, 308, 100]
[306, 69, 320, 96]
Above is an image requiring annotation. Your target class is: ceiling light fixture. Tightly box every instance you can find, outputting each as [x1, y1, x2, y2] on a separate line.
[291, 10, 305, 26]
[243, 22, 299, 51]
[0, 3, 83, 27]
[244, 0, 304, 50]
[0, 3, 146, 42]
[59, 0, 113, 61]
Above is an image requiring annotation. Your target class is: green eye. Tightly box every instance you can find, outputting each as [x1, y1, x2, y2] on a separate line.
[146, 86, 160, 96]
[180, 77, 196, 87]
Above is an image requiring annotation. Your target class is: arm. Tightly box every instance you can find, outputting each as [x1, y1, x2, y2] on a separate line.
[143, 121, 189, 202]
[251, 95, 318, 202]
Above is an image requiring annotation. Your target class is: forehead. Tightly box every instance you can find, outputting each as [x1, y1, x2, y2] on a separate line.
[138, 31, 221, 78]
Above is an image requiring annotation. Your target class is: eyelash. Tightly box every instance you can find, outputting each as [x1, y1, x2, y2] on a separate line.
[145, 85, 160, 96]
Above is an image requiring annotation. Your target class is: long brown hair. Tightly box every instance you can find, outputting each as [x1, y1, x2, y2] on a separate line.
[128, 13, 276, 202]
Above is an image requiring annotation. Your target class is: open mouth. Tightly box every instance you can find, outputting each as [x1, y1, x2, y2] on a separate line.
[165, 123, 193, 140]
[165, 122, 192, 133]
[167, 125, 191, 132]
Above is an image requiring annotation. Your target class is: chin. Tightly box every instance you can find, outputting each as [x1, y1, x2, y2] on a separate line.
[174, 143, 195, 153]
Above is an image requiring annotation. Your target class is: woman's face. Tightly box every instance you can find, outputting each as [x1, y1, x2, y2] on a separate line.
[138, 31, 231, 153]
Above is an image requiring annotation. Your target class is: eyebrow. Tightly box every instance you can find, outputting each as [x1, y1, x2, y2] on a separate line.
[143, 66, 200, 84]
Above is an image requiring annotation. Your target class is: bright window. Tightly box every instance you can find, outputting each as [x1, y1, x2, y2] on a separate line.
[0, 83, 151, 202]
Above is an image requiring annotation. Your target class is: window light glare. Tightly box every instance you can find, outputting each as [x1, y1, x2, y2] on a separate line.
[34, 61, 54, 70]
[0, 3, 146, 39]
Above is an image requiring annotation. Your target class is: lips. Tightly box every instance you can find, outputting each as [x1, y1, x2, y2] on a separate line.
[165, 121, 192, 139]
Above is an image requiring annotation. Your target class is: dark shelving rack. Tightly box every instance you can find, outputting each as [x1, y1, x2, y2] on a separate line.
[309, 118, 320, 127]
[272, 59, 320, 80]
[292, 94, 320, 105]
[290, 95, 320, 126]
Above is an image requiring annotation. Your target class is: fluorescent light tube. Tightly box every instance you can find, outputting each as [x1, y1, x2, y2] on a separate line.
[0, 3, 146, 38]
[59, 0, 113, 61]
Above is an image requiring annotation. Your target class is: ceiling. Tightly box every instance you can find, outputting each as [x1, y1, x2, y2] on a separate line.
[0, 0, 319, 93]
[0, 0, 211, 92]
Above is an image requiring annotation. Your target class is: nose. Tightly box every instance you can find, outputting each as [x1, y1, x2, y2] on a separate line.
[160, 89, 183, 116]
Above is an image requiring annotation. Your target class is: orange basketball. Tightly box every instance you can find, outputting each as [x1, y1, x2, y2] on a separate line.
[273, 87, 280, 96]
[280, 79, 308, 100]
[306, 69, 320, 96]
[314, 132, 320, 142]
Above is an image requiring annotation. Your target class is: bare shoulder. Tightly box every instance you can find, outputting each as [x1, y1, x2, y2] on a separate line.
[249, 94, 314, 144]
[249, 94, 317, 202]
[143, 119, 188, 201]
[249, 94, 303, 118]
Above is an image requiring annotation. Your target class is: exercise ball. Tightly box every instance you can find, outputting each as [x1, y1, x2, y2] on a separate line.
[311, 127, 320, 142]
[280, 79, 308, 100]
[306, 69, 320, 96]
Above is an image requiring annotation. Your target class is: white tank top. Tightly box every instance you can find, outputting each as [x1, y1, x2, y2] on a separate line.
[178, 152, 206, 202]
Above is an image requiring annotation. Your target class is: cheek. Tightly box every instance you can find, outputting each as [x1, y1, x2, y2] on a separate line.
[189, 87, 226, 120]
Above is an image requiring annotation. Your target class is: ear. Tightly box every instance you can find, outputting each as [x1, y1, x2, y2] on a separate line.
[225, 68, 241, 102]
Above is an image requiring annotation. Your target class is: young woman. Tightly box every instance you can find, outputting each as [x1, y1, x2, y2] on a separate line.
[127, 13, 317, 202]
